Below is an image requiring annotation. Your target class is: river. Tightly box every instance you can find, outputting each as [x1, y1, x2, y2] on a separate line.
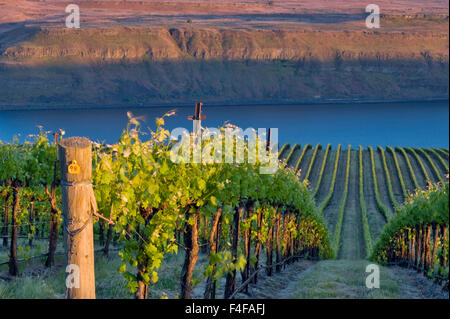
[0, 101, 448, 147]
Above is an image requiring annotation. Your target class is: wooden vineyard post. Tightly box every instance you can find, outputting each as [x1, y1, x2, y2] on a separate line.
[9, 184, 20, 276]
[2, 185, 11, 248]
[180, 207, 200, 299]
[442, 225, 448, 269]
[430, 224, 439, 269]
[224, 202, 243, 299]
[188, 102, 206, 146]
[242, 201, 254, 293]
[45, 132, 62, 267]
[203, 206, 222, 299]
[252, 208, 263, 284]
[275, 209, 282, 272]
[59, 137, 96, 299]
[28, 199, 35, 247]
[410, 229, 416, 266]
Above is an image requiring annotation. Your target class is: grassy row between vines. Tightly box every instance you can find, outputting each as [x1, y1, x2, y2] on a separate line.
[284, 143, 300, 165]
[415, 148, 445, 183]
[278, 143, 290, 158]
[426, 148, 449, 173]
[303, 144, 322, 182]
[312, 144, 331, 198]
[368, 146, 391, 222]
[405, 147, 431, 183]
[386, 146, 408, 200]
[332, 146, 351, 256]
[318, 144, 341, 215]
[295, 144, 312, 174]
[359, 146, 373, 257]
[377, 146, 400, 210]
[436, 149, 449, 162]
[396, 147, 420, 190]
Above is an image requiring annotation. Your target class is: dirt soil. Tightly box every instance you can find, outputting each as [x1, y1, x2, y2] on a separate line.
[307, 148, 326, 191]
[285, 145, 301, 169]
[416, 150, 442, 183]
[278, 144, 291, 162]
[428, 150, 449, 180]
[363, 150, 386, 243]
[215, 258, 449, 299]
[373, 149, 394, 216]
[323, 147, 346, 235]
[298, 146, 313, 182]
[394, 149, 416, 193]
[387, 265, 449, 299]
[232, 259, 318, 299]
[288, 259, 448, 299]
[315, 150, 337, 204]
[384, 150, 406, 204]
[405, 150, 428, 189]
[339, 149, 365, 259]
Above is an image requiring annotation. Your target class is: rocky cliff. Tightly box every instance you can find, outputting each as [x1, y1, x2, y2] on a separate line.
[0, 27, 448, 108]
[2, 27, 448, 62]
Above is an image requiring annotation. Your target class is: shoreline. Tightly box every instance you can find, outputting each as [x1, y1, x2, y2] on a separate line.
[0, 97, 448, 111]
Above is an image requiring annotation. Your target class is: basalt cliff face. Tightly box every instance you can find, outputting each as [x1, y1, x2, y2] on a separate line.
[3, 27, 449, 62]
[0, 27, 448, 108]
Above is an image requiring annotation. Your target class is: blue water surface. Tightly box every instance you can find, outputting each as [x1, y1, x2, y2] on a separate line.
[0, 101, 448, 148]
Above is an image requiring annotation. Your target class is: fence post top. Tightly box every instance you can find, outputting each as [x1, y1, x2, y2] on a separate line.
[59, 137, 91, 149]
[59, 137, 92, 183]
